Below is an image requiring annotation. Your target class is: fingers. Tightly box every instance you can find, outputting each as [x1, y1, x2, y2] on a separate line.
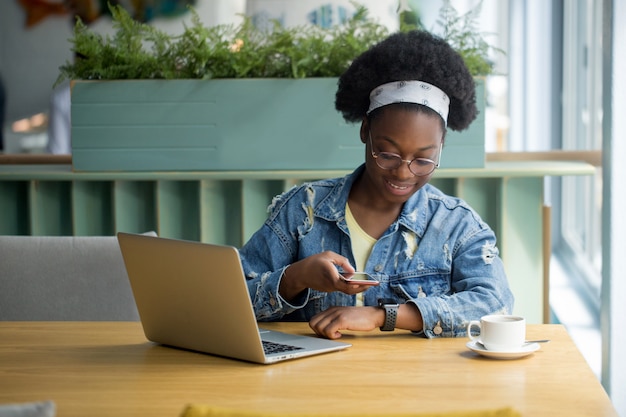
[309, 306, 380, 339]
[328, 253, 355, 275]
[289, 251, 374, 295]
[339, 280, 374, 294]
[312, 251, 359, 292]
[309, 307, 345, 339]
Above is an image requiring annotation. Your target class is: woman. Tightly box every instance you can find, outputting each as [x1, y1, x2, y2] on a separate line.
[239, 30, 514, 340]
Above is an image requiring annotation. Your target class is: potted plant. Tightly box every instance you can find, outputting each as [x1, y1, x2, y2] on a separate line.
[58, 1, 496, 172]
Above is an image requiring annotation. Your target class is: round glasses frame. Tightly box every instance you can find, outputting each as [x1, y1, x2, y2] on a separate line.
[368, 132, 442, 177]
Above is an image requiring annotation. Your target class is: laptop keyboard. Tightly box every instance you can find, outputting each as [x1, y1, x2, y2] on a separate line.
[262, 340, 305, 355]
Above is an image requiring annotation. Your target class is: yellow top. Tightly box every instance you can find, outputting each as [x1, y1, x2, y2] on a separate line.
[345, 203, 377, 306]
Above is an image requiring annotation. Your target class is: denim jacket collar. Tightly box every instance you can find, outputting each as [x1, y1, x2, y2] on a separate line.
[315, 164, 429, 237]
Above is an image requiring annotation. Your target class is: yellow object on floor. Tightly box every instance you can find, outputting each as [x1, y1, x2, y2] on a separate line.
[181, 405, 520, 417]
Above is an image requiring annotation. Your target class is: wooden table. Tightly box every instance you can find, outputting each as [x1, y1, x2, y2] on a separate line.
[0, 322, 617, 417]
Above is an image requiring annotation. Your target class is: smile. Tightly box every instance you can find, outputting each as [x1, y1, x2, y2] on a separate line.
[389, 182, 409, 190]
[386, 179, 415, 191]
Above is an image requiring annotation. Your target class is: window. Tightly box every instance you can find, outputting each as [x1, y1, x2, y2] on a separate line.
[411, 0, 603, 376]
[502, 0, 603, 376]
[556, 0, 603, 305]
[550, 0, 603, 376]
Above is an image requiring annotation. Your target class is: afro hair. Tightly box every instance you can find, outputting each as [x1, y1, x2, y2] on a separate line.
[335, 30, 477, 132]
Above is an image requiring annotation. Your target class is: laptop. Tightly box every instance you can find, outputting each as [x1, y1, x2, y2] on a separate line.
[116, 232, 351, 364]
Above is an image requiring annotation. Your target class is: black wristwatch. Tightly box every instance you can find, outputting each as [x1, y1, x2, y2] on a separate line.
[378, 298, 400, 331]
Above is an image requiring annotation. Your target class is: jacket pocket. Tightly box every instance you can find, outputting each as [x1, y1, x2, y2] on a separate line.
[389, 272, 451, 300]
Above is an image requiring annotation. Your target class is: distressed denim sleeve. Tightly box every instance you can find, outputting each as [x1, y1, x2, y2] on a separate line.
[412, 227, 514, 338]
[239, 225, 311, 321]
[248, 268, 312, 321]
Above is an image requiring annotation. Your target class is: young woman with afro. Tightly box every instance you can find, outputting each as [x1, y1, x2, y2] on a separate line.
[239, 30, 514, 340]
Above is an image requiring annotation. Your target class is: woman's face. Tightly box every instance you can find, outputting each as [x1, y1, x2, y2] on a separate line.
[360, 107, 444, 205]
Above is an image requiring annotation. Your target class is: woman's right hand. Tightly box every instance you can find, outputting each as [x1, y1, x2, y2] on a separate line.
[278, 251, 371, 302]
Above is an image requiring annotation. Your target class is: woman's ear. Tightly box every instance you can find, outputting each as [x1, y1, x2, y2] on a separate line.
[359, 118, 369, 144]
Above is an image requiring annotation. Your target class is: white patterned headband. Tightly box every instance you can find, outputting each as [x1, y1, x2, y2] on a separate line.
[367, 80, 450, 126]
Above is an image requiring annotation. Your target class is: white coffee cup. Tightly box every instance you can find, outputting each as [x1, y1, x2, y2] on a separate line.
[467, 314, 526, 352]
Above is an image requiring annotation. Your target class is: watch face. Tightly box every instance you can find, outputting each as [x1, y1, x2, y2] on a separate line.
[378, 298, 396, 306]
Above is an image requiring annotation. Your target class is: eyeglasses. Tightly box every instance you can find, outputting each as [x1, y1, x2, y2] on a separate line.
[369, 132, 442, 177]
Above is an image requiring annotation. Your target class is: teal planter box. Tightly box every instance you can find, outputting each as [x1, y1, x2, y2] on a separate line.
[71, 78, 484, 172]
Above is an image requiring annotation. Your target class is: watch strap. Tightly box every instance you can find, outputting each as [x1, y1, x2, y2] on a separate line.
[378, 298, 399, 331]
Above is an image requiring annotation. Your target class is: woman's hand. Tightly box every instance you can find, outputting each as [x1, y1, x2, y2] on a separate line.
[309, 306, 385, 339]
[310, 304, 424, 339]
[278, 251, 372, 302]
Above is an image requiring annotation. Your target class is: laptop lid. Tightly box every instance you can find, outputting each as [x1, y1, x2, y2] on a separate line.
[116, 232, 350, 364]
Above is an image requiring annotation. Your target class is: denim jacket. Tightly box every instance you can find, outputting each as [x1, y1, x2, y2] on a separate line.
[240, 165, 514, 337]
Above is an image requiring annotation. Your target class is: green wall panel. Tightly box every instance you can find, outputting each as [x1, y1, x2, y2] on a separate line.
[156, 181, 200, 241]
[29, 181, 72, 236]
[199, 180, 242, 247]
[0, 182, 29, 235]
[72, 181, 113, 236]
[0, 161, 596, 323]
[113, 181, 157, 235]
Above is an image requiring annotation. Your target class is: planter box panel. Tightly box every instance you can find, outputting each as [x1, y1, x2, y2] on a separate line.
[73, 103, 216, 126]
[442, 76, 485, 169]
[72, 80, 223, 102]
[73, 143, 364, 171]
[440, 145, 485, 169]
[73, 126, 215, 148]
[71, 78, 484, 172]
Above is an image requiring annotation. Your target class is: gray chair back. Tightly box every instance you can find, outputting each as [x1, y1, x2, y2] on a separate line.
[0, 233, 155, 320]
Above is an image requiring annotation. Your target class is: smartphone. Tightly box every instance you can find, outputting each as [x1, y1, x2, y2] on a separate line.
[340, 272, 379, 285]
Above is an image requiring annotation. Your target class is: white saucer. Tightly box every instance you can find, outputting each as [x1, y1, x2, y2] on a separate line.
[466, 341, 540, 360]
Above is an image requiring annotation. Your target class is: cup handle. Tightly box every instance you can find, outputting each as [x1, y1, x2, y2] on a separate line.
[467, 320, 481, 342]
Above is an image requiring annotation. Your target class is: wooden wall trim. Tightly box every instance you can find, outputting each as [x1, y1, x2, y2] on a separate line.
[487, 150, 602, 167]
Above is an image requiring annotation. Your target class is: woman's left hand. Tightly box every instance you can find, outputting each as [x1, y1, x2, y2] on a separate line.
[308, 306, 384, 339]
